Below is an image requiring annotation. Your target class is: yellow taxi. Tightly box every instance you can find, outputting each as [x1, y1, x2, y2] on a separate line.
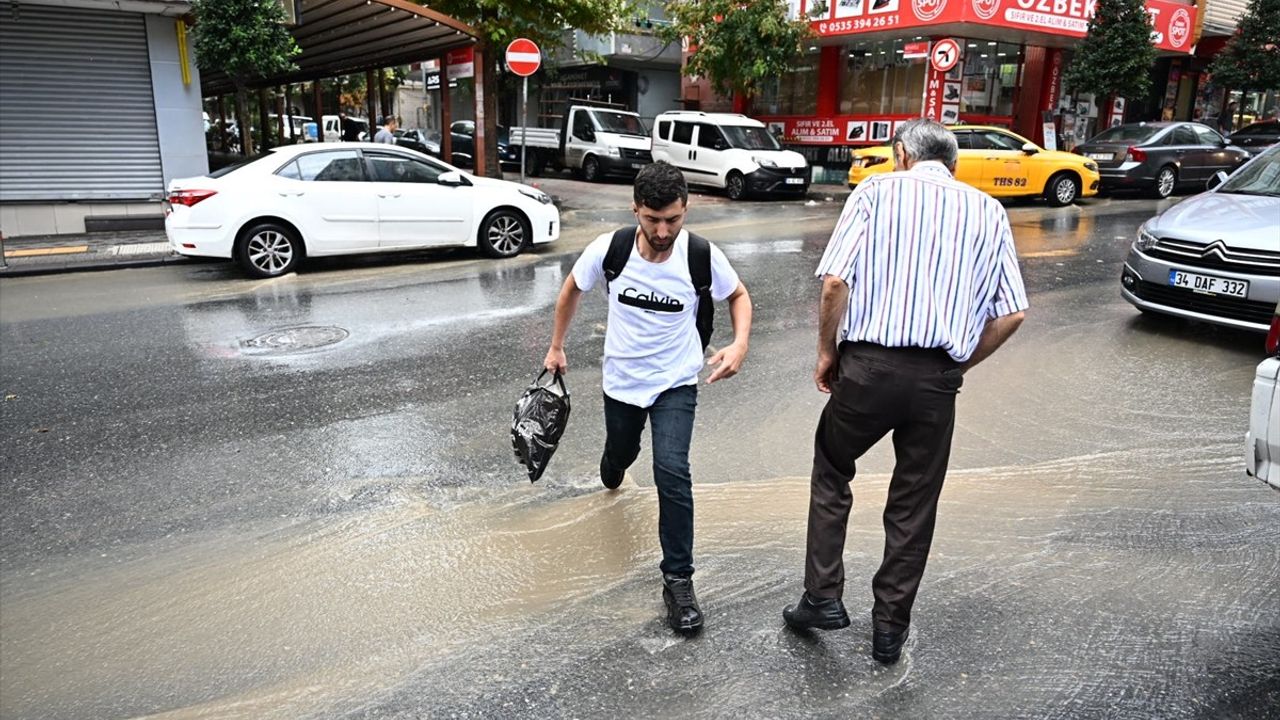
[846, 125, 1100, 206]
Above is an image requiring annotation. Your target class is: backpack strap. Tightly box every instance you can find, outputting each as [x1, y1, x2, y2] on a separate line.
[602, 226, 636, 292]
[686, 232, 715, 351]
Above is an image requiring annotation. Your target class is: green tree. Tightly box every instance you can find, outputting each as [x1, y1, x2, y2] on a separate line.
[1063, 0, 1157, 112]
[191, 0, 300, 155]
[417, 1, 630, 177]
[1210, 0, 1280, 107]
[660, 0, 813, 101]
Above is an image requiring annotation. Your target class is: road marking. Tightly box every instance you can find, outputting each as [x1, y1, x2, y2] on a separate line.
[4, 245, 89, 257]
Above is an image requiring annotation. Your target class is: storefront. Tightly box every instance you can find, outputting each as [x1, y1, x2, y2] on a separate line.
[743, 0, 1198, 167]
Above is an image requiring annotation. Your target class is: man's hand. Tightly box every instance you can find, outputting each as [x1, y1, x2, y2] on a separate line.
[544, 347, 567, 375]
[706, 341, 747, 383]
[814, 347, 838, 393]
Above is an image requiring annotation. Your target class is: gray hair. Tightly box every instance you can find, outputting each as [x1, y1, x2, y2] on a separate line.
[892, 118, 958, 168]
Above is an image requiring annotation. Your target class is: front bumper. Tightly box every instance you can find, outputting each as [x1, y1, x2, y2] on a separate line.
[597, 151, 653, 177]
[745, 166, 809, 195]
[528, 203, 560, 245]
[1120, 245, 1280, 332]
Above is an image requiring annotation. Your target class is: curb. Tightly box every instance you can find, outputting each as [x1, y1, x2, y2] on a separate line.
[0, 254, 197, 278]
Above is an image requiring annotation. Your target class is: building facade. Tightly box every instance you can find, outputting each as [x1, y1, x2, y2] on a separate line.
[0, 0, 207, 238]
[712, 0, 1202, 169]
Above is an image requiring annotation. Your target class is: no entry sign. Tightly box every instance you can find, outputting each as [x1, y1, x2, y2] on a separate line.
[930, 38, 960, 73]
[505, 38, 541, 77]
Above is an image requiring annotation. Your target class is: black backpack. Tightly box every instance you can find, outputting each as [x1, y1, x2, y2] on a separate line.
[602, 226, 714, 350]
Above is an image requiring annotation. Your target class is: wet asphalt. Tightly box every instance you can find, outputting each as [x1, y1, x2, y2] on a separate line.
[0, 191, 1276, 719]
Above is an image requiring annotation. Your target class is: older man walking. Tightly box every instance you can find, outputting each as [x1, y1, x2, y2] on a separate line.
[781, 119, 1028, 664]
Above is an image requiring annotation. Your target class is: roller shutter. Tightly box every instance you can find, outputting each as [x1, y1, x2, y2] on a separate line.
[0, 1, 163, 201]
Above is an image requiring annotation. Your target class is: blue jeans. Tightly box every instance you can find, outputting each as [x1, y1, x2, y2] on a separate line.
[602, 384, 698, 576]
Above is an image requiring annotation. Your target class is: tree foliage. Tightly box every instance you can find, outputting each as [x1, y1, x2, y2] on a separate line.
[661, 0, 813, 99]
[190, 0, 299, 88]
[1209, 0, 1280, 92]
[1063, 0, 1157, 102]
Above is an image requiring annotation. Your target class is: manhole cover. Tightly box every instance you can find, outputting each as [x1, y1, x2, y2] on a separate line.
[240, 326, 349, 355]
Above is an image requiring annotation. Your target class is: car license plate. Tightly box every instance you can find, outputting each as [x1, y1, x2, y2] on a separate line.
[630, 163, 642, 169]
[785, 177, 805, 185]
[1087, 152, 1113, 161]
[1168, 270, 1249, 298]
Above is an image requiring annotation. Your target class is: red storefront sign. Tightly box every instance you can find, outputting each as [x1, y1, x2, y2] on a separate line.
[903, 40, 931, 58]
[806, 0, 1196, 52]
[1038, 47, 1063, 117]
[768, 116, 917, 144]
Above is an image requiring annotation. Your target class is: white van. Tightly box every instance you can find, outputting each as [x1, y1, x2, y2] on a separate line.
[651, 111, 810, 200]
[321, 114, 369, 143]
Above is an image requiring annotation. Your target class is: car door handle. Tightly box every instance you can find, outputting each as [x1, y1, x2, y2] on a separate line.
[277, 191, 304, 197]
[377, 193, 402, 198]
[1175, 150, 1186, 156]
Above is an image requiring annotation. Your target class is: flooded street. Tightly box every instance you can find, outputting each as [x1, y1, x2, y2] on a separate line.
[1, 197, 1276, 718]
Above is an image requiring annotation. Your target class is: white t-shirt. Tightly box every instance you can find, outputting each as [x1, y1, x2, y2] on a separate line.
[572, 229, 740, 408]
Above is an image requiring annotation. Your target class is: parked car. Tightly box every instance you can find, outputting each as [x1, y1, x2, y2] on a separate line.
[1075, 121, 1252, 198]
[164, 143, 559, 278]
[651, 111, 809, 200]
[511, 105, 651, 181]
[1120, 144, 1280, 332]
[847, 125, 1099, 206]
[1228, 120, 1280, 157]
[445, 121, 518, 169]
[396, 128, 442, 156]
[1246, 303, 1280, 491]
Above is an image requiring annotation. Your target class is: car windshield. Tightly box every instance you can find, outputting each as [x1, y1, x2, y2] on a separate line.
[1218, 150, 1280, 197]
[592, 111, 646, 136]
[1089, 124, 1164, 144]
[723, 125, 781, 151]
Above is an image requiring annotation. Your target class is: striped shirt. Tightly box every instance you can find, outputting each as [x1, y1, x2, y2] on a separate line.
[815, 161, 1028, 363]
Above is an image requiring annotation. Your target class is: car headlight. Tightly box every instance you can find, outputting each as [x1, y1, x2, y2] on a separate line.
[519, 188, 552, 205]
[606, 147, 621, 158]
[1084, 161, 1098, 172]
[1135, 225, 1159, 252]
[753, 156, 778, 168]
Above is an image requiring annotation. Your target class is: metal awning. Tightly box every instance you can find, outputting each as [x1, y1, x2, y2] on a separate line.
[200, 0, 478, 95]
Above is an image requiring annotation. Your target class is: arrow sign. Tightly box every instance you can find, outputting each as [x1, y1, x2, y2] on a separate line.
[930, 38, 960, 73]
[505, 38, 541, 77]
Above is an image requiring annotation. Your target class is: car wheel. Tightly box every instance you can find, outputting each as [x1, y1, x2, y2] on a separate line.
[582, 155, 601, 183]
[478, 208, 529, 259]
[236, 221, 301, 278]
[1152, 166, 1177, 198]
[725, 171, 747, 201]
[1045, 172, 1079, 207]
[525, 151, 543, 177]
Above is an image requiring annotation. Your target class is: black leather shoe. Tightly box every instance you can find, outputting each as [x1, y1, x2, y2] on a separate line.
[782, 592, 851, 631]
[662, 574, 704, 634]
[872, 626, 909, 664]
[599, 454, 624, 489]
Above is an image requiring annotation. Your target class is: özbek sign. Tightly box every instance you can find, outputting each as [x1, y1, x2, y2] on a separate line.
[805, 0, 1197, 52]
[505, 38, 541, 77]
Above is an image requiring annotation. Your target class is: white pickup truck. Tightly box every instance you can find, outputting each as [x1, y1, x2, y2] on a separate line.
[510, 104, 652, 182]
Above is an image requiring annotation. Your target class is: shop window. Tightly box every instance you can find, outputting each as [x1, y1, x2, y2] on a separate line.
[958, 41, 1022, 117]
[839, 39, 925, 116]
[758, 48, 820, 116]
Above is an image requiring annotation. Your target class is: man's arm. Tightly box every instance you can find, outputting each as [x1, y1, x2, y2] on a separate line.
[961, 311, 1025, 372]
[815, 274, 850, 393]
[706, 281, 752, 383]
[544, 275, 584, 373]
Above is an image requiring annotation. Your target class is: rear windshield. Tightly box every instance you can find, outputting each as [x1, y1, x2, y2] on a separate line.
[1219, 149, 1280, 197]
[1088, 124, 1164, 144]
[723, 125, 781, 151]
[1234, 121, 1280, 136]
[209, 153, 271, 178]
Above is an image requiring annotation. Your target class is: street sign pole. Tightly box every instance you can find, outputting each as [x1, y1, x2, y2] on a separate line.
[520, 76, 528, 185]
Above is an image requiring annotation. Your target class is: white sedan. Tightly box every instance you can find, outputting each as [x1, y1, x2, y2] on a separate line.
[164, 143, 559, 278]
[1246, 305, 1280, 491]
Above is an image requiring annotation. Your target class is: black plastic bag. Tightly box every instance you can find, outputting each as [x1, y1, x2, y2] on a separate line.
[511, 370, 571, 482]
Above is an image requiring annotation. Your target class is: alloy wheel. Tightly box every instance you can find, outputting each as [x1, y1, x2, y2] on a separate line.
[1156, 168, 1176, 198]
[246, 230, 294, 275]
[486, 214, 525, 256]
[1054, 177, 1077, 205]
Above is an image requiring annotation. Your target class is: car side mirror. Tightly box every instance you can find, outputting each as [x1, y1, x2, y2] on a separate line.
[1021, 142, 1040, 155]
[1206, 170, 1229, 191]
[438, 171, 469, 187]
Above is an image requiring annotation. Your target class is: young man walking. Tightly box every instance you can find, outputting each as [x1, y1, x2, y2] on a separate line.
[782, 119, 1027, 663]
[544, 162, 752, 634]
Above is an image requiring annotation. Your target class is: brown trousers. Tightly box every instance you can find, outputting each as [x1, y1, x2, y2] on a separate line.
[805, 342, 963, 632]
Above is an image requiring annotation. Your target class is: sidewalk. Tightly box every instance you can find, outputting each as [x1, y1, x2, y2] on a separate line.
[0, 183, 850, 277]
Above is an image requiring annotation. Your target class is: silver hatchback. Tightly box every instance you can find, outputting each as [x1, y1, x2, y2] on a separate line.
[1121, 144, 1280, 332]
